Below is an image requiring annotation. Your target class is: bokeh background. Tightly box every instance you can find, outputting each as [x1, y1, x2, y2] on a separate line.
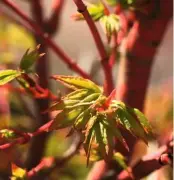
[0, 0, 173, 179]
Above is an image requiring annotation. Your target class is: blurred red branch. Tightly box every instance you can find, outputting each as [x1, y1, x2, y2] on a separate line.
[1, 0, 90, 79]
[72, 0, 114, 95]
[27, 132, 81, 178]
[118, 136, 173, 180]
[45, 0, 64, 35]
[0, 120, 53, 150]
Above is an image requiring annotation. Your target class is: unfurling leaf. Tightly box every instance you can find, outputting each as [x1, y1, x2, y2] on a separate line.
[100, 14, 120, 42]
[51, 75, 102, 93]
[0, 69, 21, 85]
[20, 45, 44, 71]
[72, 2, 105, 21]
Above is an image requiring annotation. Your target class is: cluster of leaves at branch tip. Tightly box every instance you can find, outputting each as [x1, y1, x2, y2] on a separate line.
[0, 46, 153, 166]
[71, 1, 120, 42]
[0, 45, 43, 87]
[49, 75, 153, 165]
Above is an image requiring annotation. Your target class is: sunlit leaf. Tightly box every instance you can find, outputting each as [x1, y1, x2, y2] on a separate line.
[17, 77, 30, 89]
[11, 163, 27, 180]
[118, 108, 148, 144]
[50, 107, 84, 130]
[113, 152, 128, 170]
[0, 69, 21, 85]
[74, 109, 91, 130]
[20, 45, 44, 71]
[51, 75, 102, 93]
[103, 118, 129, 151]
[72, 2, 105, 21]
[132, 108, 153, 135]
[67, 93, 101, 108]
[100, 14, 120, 42]
[84, 126, 95, 166]
[65, 89, 90, 100]
[95, 122, 108, 161]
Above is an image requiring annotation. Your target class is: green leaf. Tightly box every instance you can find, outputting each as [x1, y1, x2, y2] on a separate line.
[17, 77, 30, 89]
[0, 69, 21, 85]
[118, 108, 148, 143]
[100, 120, 114, 159]
[67, 93, 101, 108]
[11, 163, 27, 180]
[100, 14, 120, 41]
[113, 152, 128, 170]
[132, 108, 153, 135]
[103, 118, 129, 151]
[74, 109, 91, 130]
[49, 107, 84, 130]
[72, 2, 105, 21]
[85, 115, 98, 139]
[20, 45, 44, 71]
[84, 126, 95, 166]
[95, 122, 108, 161]
[84, 115, 98, 165]
[52, 75, 102, 93]
[87, 2, 105, 21]
[65, 89, 90, 100]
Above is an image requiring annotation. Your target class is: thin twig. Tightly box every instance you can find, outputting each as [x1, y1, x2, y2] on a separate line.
[0, 120, 54, 150]
[72, 0, 114, 94]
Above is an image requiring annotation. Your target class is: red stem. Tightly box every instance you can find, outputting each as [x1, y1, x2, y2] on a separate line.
[118, 142, 173, 180]
[1, 0, 90, 79]
[87, 0, 173, 179]
[72, 0, 114, 95]
[44, 0, 64, 35]
[0, 121, 53, 150]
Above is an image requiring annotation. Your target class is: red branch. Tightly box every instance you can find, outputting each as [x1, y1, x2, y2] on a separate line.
[27, 132, 81, 178]
[44, 0, 64, 35]
[1, 0, 90, 79]
[0, 120, 53, 150]
[118, 137, 173, 180]
[87, 0, 173, 179]
[72, 0, 114, 95]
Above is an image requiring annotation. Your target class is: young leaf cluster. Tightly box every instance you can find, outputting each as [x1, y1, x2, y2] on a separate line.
[49, 76, 153, 164]
[0, 45, 43, 86]
[72, 2, 120, 42]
